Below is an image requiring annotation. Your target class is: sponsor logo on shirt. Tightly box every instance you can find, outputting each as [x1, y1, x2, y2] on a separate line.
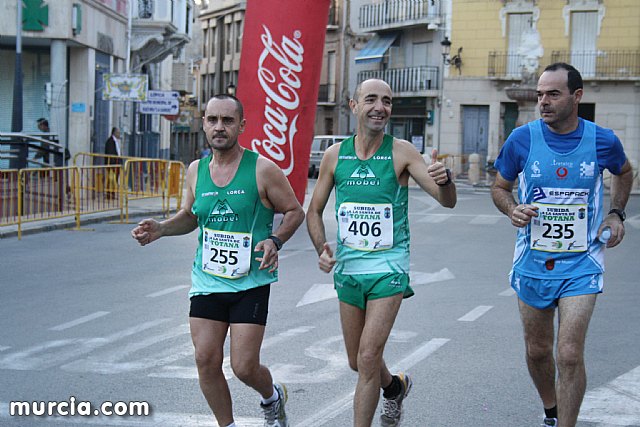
[556, 167, 569, 179]
[530, 160, 542, 178]
[580, 161, 595, 179]
[552, 159, 574, 180]
[553, 159, 574, 168]
[532, 187, 589, 204]
[208, 199, 239, 222]
[532, 187, 546, 202]
[547, 189, 589, 199]
[346, 163, 380, 186]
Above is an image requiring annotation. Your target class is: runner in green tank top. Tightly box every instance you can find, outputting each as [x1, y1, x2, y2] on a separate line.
[307, 79, 457, 427]
[132, 95, 304, 427]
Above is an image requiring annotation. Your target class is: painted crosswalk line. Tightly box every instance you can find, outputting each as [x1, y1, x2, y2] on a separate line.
[295, 338, 450, 427]
[579, 365, 640, 426]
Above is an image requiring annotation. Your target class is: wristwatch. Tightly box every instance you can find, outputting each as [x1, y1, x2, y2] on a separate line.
[437, 168, 452, 186]
[268, 235, 283, 251]
[608, 208, 626, 222]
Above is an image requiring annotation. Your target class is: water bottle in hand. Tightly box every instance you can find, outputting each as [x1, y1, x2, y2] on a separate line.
[598, 227, 611, 244]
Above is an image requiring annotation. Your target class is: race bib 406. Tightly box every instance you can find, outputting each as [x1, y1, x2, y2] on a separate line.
[338, 202, 393, 251]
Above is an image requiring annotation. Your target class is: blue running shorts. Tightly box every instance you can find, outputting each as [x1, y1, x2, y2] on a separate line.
[510, 272, 603, 309]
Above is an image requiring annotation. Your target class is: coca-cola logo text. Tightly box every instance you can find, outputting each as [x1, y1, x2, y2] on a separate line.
[251, 25, 304, 176]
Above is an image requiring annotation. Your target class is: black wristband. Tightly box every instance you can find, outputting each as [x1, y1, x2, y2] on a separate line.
[268, 235, 283, 251]
[608, 208, 626, 222]
[437, 168, 452, 186]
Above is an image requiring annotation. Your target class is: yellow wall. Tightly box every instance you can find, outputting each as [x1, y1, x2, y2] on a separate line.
[452, 0, 640, 78]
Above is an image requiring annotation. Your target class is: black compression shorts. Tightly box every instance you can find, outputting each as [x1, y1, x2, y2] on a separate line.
[189, 284, 271, 325]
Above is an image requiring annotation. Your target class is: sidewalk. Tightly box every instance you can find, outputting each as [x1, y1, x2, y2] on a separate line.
[0, 197, 172, 239]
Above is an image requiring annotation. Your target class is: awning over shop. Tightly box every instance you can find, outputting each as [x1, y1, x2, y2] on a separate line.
[355, 33, 398, 64]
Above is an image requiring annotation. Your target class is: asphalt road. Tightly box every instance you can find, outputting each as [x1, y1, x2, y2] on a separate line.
[0, 184, 638, 427]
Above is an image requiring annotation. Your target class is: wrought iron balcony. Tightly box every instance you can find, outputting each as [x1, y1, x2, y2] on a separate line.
[359, 0, 442, 32]
[551, 51, 639, 79]
[358, 66, 440, 95]
[488, 52, 530, 79]
[489, 50, 640, 80]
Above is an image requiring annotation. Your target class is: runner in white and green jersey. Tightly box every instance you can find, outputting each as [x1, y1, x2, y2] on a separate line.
[307, 79, 457, 427]
[133, 95, 304, 427]
[334, 133, 410, 276]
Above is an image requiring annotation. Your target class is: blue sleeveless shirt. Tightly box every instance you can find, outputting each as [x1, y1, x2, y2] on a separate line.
[513, 119, 605, 278]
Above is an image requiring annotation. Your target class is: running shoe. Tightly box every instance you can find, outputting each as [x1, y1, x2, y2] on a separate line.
[380, 373, 413, 427]
[261, 382, 288, 427]
[542, 417, 558, 426]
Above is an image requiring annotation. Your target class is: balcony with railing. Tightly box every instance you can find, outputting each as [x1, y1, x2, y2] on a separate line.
[357, 66, 440, 96]
[359, 0, 442, 32]
[489, 50, 640, 80]
[551, 51, 639, 79]
[317, 84, 338, 105]
[488, 52, 529, 80]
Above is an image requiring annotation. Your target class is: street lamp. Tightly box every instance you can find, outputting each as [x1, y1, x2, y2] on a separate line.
[436, 36, 463, 160]
[436, 37, 452, 154]
[440, 37, 452, 64]
[441, 36, 463, 73]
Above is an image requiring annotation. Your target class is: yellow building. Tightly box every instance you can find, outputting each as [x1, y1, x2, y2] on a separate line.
[443, 0, 639, 186]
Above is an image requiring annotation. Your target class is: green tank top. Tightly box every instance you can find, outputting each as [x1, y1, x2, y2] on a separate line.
[190, 149, 276, 296]
[334, 134, 409, 274]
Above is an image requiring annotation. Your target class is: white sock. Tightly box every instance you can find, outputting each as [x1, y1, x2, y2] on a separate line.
[261, 386, 279, 405]
[225, 423, 237, 427]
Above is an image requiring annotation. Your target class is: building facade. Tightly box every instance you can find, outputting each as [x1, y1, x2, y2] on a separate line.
[349, 0, 449, 154]
[0, 0, 193, 162]
[444, 0, 639, 183]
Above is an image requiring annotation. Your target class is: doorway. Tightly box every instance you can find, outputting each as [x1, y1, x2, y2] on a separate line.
[462, 105, 489, 173]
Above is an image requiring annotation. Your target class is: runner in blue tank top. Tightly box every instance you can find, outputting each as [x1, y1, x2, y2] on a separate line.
[132, 95, 304, 427]
[307, 79, 457, 427]
[492, 63, 633, 427]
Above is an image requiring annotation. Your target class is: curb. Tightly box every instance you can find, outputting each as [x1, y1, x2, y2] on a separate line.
[0, 209, 170, 240]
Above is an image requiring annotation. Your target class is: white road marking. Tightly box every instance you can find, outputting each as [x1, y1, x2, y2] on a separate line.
[417, 214, 452, 223]
[49, 311, 110, 331]
[625, 213, 640, 229]
[410, 268, 455, 286]
[409, 195, 439, 208]
[149, 326, 315, 379]
[0, 402, 262, 426]
[469, 215, 502, 225]
[279, 249, 306, 260]
[579, 365, 640, 426]
[0, 346, 10, 352]
[0, 319, 170, 371]
[296, 283, 335, 307]
[499, 287, 516, 296]
[145, 285, 189, 298]
[457, 305, 493, 322]
[295, 338, 449, 427]
[61, 324, 191, 374]
[270, 335, 347, 383]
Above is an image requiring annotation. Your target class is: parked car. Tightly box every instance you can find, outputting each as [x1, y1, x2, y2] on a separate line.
[308, 135, 350, 178]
